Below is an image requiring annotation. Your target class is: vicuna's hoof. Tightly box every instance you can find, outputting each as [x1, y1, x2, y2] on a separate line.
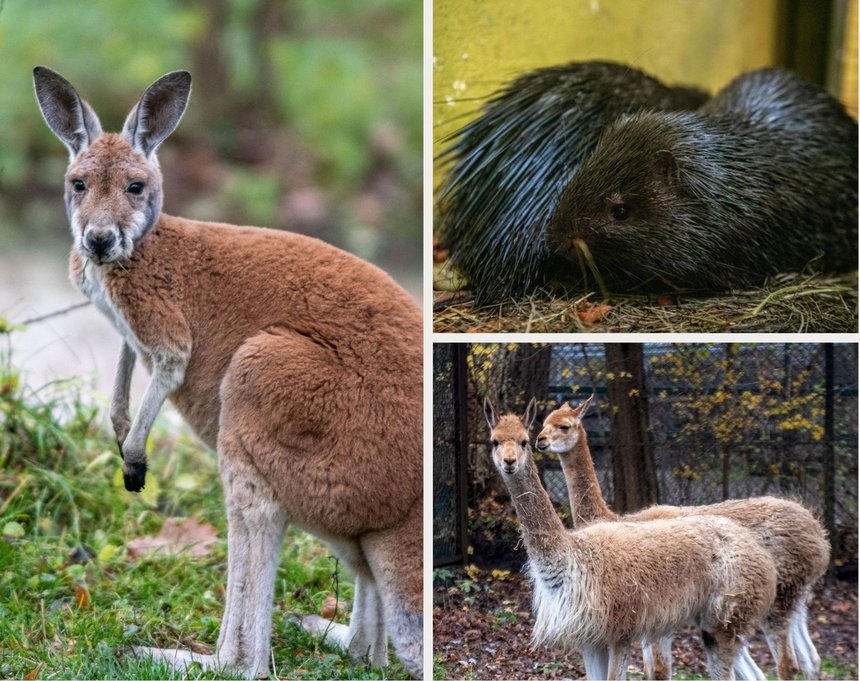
[123, 461, 147, 492]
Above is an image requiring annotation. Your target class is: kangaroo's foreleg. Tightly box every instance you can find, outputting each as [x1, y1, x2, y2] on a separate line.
[110, 341, 135, 446]
[119, 347, 188, 492]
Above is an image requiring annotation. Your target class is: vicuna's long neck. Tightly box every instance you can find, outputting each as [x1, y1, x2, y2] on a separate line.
[506, 459, 568, 560]
[559, 424, 617, 527]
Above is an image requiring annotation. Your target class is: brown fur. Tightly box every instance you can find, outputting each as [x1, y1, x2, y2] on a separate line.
[487, 401, 777, 680]
[35, 67, 423, 678]
[538, 398, 830, 680]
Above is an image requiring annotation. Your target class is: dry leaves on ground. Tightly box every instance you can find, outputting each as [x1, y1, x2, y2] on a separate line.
[126, 517, 218, 560]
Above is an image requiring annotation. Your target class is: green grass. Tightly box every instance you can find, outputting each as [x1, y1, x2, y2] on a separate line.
[0, 343, 408, 679]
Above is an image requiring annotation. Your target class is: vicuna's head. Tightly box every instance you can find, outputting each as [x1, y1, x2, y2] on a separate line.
[33, 67, 191, 265]
[483, 397, 538, 476]
[535, 394, 593, 455]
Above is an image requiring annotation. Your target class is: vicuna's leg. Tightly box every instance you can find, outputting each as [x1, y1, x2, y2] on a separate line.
[642, 636, 673, 679]
[214, 430, 287, 677]
[789, 592, 820, 680]
[733, 646, 766, 681]
[606, 642, 630, 680]
[361, 499, 423, 678]
[298, 539, 388, 667]
[702, 630, 739, 681]
[762, 613, 797, 680]
[581, 646, 609, 680]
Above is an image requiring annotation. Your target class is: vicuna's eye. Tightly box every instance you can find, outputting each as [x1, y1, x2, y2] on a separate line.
[520, 440, 528, 448]
[491, 439, 499, 448]
[127, 181, 145, 195]
[559, 425, 570, 431]
[610, 203, 630, 221]
[71, 179, 86, 192]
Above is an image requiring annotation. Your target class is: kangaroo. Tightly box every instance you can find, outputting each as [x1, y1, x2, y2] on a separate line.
[33, 67, 423, 678]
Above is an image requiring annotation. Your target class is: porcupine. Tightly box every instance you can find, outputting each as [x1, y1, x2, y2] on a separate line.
[548, 67, 858, 291]
[435, 61, 709, 303]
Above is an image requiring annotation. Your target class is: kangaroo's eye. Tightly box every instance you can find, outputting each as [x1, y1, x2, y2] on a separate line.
[71, 179, 86, 192]
[127, 181, 145, 195]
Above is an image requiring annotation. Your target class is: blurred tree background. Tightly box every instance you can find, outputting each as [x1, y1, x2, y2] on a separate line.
[0, 0, 422, 292]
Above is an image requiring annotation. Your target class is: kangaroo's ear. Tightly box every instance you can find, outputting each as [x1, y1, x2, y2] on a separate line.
[33, 66, 102, 158]
[122, 70, 191, 159]
[483, 397, 498, 431]
[522, 397, 538, 431]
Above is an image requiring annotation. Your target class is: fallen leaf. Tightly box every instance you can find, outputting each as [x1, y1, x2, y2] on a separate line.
[126, 517, 219, 560]
[74, 584, 90, 610]
[576, 303, 613, 324]
[3, 520, 25, 540]
[321, 594, 349, 619]
[24, 662, 44, 680]
[831, 601, 853, 613]
[656, 295, 676, 306]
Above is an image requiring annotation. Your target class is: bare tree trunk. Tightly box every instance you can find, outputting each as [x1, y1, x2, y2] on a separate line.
[485, 343, 551, 416]
[605, 343, 660, 513]
[181, 0, 230, 129]
[823, 342, 835, 562]
[721, 343, 737, 500]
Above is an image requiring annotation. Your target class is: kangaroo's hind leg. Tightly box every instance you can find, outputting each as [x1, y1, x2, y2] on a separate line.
[131, 427, 287, 679]
[361, 498, 423, 678]
[297, 538, 389, 668]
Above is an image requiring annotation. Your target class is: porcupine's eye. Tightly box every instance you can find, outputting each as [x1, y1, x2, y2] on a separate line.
[610, 203, 630, 221]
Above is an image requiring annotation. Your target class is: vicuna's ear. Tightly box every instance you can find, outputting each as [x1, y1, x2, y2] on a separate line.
[483, 397, 498, 431]
[522, 397, 538, 431]
[122, 70, 191, 159]
[33, 66, 103, 158]
[571, 393, 594, 418]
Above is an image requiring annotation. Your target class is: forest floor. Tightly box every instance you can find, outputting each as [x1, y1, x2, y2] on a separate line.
[433, 566, 858, 680]
[433, 498, 858, 680]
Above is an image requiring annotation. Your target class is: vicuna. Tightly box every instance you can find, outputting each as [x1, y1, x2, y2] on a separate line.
[33, 67, 423, 678]
[537, 395, 829, 680]
[485, 397, 777, 681]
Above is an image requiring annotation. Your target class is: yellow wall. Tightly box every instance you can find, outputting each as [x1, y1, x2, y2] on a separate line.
[841, 0, 858, 118]
[433, 0, 781, 184]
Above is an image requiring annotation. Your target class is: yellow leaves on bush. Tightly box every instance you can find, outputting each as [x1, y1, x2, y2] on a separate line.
[491, 569, 511, 580]
[672, 465, 702, 481]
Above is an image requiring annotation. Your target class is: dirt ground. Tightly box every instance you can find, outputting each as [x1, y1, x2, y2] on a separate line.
[433, 567, 858, 680]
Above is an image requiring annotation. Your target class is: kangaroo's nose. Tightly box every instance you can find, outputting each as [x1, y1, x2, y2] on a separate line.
[87, 231, 116, 258]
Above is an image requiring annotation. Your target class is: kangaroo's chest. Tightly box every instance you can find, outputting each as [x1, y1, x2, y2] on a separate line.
[73, 262, 143, 355]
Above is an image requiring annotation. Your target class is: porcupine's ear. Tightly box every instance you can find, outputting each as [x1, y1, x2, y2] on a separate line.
[654, 148, 680, 184]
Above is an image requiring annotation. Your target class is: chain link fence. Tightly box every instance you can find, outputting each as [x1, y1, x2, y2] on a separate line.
[433, 342, 858, 568]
